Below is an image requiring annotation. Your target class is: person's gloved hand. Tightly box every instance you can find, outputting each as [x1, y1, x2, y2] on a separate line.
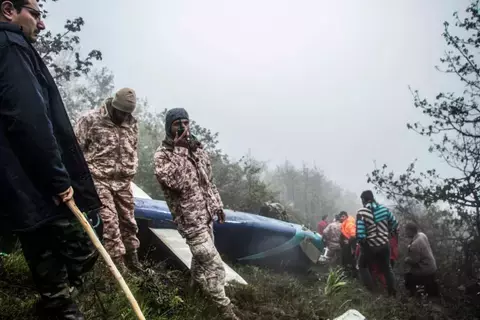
[53, 186, 74, 205]
[174, 127, 190, 148]
[215, 209, 226, 223]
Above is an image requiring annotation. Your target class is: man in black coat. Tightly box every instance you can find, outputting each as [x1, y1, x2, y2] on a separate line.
[0, 1, 103, 319]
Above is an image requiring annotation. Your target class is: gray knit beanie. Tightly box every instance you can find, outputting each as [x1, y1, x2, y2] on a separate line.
[112, 88, 136, 113]
[165, 108, 189, 138]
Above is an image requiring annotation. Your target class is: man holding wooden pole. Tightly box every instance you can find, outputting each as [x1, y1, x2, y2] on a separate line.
[0, 1, 103, 319]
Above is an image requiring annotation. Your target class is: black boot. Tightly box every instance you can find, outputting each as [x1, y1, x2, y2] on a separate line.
[57, 303, 85, 320]
[36, 299, 85, 320]
[124, 250, 144, 273]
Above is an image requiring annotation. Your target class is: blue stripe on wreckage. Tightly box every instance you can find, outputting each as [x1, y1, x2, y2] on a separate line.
[237, 228, 317, 261]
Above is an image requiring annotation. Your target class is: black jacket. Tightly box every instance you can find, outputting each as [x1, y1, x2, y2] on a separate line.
[0, 22, 102, 232]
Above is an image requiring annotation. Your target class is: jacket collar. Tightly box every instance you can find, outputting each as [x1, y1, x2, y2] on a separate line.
[0, 22, 23, 34]
[364, 201, 378, 210]
[162, 138, 175, 151]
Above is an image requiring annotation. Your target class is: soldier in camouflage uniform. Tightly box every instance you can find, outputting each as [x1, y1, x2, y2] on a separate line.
[323, 215, 342, 266]
[154, 108, 240, 320]
[75, 88, 143, 272]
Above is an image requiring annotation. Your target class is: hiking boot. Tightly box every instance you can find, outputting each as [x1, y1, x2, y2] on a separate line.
[36, 299, 85, 320]
[220, 303, 241, 320]
[125, 250, 144, 273]
[57, 303, 85, 320]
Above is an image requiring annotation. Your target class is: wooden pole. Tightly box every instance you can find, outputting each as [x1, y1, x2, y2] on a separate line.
[66, 200, 146, 320]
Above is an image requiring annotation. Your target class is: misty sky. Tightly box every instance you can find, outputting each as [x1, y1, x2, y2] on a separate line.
[45, 0, 469, 196]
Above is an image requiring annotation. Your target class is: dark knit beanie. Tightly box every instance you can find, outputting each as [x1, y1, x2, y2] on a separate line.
[165, 108, 189, 138]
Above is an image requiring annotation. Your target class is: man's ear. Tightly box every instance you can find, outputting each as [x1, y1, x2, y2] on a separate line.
[1, 1, 16, 21]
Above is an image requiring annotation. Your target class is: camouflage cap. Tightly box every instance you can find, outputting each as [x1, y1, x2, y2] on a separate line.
[112, 88, 136, 113]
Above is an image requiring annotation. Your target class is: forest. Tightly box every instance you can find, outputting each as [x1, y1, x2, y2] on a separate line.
[2, 0, 480, 319]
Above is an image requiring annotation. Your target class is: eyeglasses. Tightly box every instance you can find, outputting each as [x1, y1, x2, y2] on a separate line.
[21, 5, 43, 21]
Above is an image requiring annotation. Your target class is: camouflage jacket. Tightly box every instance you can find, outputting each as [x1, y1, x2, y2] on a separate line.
[154, 139, 223, 239]
[74, 99, 138, 190]
[323, 221, 341, 251]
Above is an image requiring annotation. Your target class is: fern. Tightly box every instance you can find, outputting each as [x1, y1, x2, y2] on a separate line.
[324, 268, 348, 297]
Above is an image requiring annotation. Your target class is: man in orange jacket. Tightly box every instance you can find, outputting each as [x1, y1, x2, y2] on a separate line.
[339, 211, 356, 276]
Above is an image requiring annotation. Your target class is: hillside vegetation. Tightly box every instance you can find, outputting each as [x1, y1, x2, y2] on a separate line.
[0, 250, 474, 320]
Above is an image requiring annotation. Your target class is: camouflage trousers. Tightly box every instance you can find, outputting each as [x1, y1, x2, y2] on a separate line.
[95, 182, 140, 258]
[326, 247, 342, 267]
[18, 216, 98, 310]
[187, 228, 230, 307]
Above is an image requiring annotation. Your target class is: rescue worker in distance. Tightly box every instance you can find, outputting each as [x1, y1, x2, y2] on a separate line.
[75, 88, 143, 272]
[154, 108, 240, 320]
[356, 190, 398, 296]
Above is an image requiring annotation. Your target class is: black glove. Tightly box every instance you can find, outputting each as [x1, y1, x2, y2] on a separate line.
[174, 129, 190, 148]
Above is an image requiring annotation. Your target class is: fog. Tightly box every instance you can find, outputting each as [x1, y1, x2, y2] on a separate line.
[44, 0, 468, 195]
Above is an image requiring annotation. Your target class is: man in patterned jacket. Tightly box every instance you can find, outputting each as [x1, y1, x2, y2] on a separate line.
[356, 190, 398, 296]
[323, 215, 342, 266]
[154, 108, 239, 320]
[75, 88, 143, 272]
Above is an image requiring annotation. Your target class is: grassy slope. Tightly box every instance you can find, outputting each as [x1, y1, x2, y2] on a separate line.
[0, 252, 472, 320]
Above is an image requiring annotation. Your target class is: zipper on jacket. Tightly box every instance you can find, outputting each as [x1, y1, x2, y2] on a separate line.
[115, 126, 121, 179]
[189, 153, 212, 217]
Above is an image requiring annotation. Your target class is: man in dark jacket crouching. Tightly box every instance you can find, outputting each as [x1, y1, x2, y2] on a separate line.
[0, 1, 103, 319]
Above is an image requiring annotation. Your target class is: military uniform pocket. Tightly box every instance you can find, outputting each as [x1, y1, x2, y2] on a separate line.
[190, 237, 216, 264]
